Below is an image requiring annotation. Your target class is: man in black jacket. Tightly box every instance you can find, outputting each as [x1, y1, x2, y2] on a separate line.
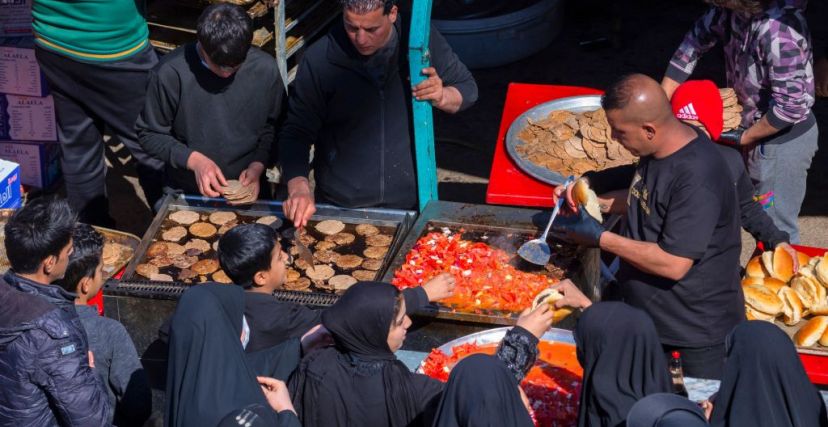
[0, 197, 111, 426]
[279, 0, 478, 227]
[136, 4, 282, 204]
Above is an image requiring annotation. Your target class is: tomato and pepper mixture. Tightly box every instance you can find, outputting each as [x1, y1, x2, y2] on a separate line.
[421, 341, 583, 427]
[392, 230, 559, 312]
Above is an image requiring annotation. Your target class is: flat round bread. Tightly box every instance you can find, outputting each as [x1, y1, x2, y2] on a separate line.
[363, 246, 388, 259]
[169, 210, 201, 225]
[178, 268, 198, 282]
[325, 232, 356, 245]
[189, 222, 218, 239]
[256, 215, 281, 227]
[209, 211, 237, 226]
[329, 275, 357, 291]
[283, 277, 311, 291]
[362, 258, 383, 271]
[315, 241, 336, 251]
[315, 220, 345, 235]
[212, 241, 219, 251]
[172, 255, 199, 269]
[297, 231, 317, 246]
[149, 256, 174, 268]
[146, 242, 169, 258]
[192, 259, 220, 275]
[351, 270, 376, 281]
[294, 258, 312, 271]
[306, 264, 335, 281]
[314, 250, 341, 264]
[335, 254, 363, 269]
[150, 273, 174, 282]
[212, 270, 233, 284]
[286, 269, 301, 282]
[164, 242, 186, 256]
[218, 220, 238, 235]
[355, 224, 380, 236]
[102, 243, 129, 265]
[136, 263, 159, 278]
[185, 239, 211, 253]
[162, 226, 188, 242]
[366, 234, 392, 247]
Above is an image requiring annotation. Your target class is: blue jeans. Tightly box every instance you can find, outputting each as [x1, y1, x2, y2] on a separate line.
[747, 123, 819, 243]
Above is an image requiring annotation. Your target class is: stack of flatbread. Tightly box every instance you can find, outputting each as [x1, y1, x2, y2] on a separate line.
[221, 180, 256, 205]
[515, 108, 637, 177]
[680, 88, 743, 135]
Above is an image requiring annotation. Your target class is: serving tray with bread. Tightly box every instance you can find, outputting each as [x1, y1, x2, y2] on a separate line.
[742, 245, 828, 353]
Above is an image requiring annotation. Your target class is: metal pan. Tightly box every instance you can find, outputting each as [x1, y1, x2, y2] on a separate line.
[505, 95, 603, 185]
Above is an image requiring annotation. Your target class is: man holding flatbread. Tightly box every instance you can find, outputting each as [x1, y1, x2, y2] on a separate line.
[551, 74, 744, 380]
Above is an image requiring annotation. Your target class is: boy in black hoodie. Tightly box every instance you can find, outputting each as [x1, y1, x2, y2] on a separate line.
[218, 223, 454, 352]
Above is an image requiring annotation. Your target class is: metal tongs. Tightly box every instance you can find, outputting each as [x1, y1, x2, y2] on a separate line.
[518, 176, 575, 266]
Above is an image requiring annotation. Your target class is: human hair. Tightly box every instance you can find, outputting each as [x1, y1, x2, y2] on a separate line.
[218, 224, 278, 288]
[601, 74, 637, 112]
[704, 0, 772, 14]
[339, 0, 396, 14]
[196, 3, 253, 67]
[4, 197, 75, 274]
[391, 291, 404, 324]
[55, 224, 104, 293]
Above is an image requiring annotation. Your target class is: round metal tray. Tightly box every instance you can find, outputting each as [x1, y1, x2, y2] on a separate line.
[505, 95, 603, 185]
[416, 326, 575, 373]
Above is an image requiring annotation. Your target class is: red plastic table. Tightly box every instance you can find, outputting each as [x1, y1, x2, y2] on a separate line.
[486, 83, 603, 207]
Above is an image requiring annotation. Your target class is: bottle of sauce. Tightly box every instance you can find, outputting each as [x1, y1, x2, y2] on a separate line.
[669, 351, 689, 398]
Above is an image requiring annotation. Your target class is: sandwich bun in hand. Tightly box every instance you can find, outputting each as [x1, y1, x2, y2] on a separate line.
[531, 288, 574, 324]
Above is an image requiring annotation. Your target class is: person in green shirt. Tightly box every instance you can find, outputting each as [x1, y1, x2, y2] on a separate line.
[33, 0, 165, 227]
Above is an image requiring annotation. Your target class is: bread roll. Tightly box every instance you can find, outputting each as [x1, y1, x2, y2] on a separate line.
[743, 285, 783, 315]
[572, 178, 603, 223]
[532, 288, 574, 324]
[797, 252, 811, 269]
[815, 255, 828, 288]
[810, 305, 828, 316]
[819, 324, 828, 347]
[772, 245, 795, 282]
[795, 316, 828, 347]
[778, 287, 803, 326]
[745, 306, 775, 322]
[741, 277, 764, 288]
[762, 278, 787, 294]
[761, 252, 775, 278]
[746, 255, 770, 279]
[792, 276, 818, 309]
[799, 265, 816, 280]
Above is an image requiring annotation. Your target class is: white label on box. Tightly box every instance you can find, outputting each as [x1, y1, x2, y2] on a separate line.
[0, 45, 43, 97]
[0, 94, 56, 141]
[0, 141, 42, 187]
[0, 0, 33, 37]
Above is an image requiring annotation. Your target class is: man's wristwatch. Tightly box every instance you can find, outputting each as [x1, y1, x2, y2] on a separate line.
[718, 128, 745, 146]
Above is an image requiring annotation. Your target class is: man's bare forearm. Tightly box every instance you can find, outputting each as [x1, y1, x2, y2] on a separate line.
[597, 189, 630, 215]
[742, 115, 780, 146]
[599, 232, 693, 281]
[434, 87, 463, 113]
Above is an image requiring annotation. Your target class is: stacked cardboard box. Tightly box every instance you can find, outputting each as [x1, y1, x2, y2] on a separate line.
[0, 34, 61, 190]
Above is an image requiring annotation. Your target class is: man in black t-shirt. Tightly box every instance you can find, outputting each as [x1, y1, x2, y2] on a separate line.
[551, 74, 744, 380]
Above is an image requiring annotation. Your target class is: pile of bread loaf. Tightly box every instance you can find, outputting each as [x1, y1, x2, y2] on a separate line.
[742, 246, 828, 347]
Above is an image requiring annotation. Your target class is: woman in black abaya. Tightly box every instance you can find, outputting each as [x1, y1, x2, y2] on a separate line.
[575, 302, 672, 427]
[710, 321, 828, 427]
[432, 354, 534, 427]
[165, 283, 300, 427]
[288, 281, 545, 427]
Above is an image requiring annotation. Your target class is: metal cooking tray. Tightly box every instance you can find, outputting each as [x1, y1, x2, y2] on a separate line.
[381, 201, 600, 326]
[415, 326, 575, 373]
[112, 195, 416, 306]
[505, 95, 603, 185]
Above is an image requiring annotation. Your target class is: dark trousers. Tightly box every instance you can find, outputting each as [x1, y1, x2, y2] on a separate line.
[663, 342, 727, 380]
[35, 46, 164, 226]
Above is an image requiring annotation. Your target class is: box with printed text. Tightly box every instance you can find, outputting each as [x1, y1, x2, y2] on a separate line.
[0, 158, 22, 208]
[0, 140, 60, 189]
[0, 0, 32, 38]
[0, 37, 48, 97]
[0, 93, 56, 142]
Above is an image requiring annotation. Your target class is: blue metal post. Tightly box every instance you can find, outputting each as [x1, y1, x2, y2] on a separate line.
[408, 0, 438, 212]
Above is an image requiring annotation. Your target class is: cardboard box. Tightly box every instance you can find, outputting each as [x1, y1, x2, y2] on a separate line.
[0, 37, 48, 97]
[0, 140, 60, 189]
[0, 158, 22, 208]
[0, 93, 56, 142]
[0, 0, 32, 38]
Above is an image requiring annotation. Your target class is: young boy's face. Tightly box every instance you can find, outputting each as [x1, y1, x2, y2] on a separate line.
[85, 260, 105, 297]
[254, 241, 289, 291]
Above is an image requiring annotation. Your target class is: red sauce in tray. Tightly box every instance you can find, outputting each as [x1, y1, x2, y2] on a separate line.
[422, 341, 582, 427]
[392, 231, 558, 312]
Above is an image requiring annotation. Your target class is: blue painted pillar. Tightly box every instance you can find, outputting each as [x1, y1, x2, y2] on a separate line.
[408, 0, 438, 212]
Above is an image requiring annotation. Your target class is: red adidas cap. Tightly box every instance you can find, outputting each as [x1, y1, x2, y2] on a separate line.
[671, 80, 724, 141]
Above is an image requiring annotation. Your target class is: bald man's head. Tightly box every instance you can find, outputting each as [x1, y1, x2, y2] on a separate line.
[601, 74, 683, 157]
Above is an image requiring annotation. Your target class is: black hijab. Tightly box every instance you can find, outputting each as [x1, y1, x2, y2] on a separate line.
[575, 302, 672, 427]
[626, 393, 708, 427]
[432, 354, 534, 427]
[711, 321, 828, 427]
[289, 281, 442, 427]
[165, 284, 295, 427]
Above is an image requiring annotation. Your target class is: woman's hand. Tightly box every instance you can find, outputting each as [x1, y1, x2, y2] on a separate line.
[257, 377, 296, 415]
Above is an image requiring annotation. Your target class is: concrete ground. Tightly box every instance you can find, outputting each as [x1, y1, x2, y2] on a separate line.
[105, 0, 827, 265]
